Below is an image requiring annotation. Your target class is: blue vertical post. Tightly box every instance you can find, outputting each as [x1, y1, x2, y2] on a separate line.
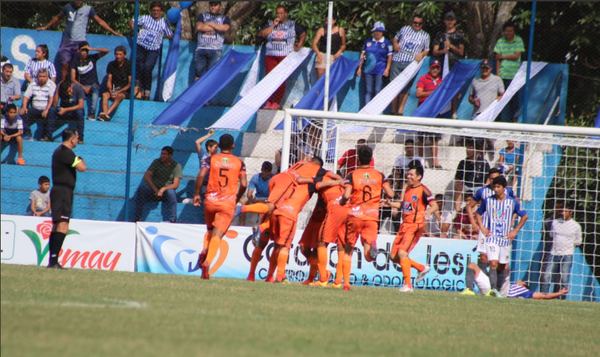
[124, 1, 139, 222]
[516, 2, 537, 200]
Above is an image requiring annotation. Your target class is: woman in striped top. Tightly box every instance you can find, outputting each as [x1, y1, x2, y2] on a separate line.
[24, 44, 57, 87]
[260, 4, 306, 110]
[129, 2, 173, 101]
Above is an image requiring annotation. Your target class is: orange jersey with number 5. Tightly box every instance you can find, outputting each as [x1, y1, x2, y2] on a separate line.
[345, 168, 389, 221]
[204, 153, 246, 206]
[402, 184, 436, 224]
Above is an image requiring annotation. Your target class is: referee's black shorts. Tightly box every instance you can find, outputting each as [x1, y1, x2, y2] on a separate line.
[50, 185, 74, 223]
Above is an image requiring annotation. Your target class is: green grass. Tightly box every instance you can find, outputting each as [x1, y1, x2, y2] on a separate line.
[1, 265, 599, 357]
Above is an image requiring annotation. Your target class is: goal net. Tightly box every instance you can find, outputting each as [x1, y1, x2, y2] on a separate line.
[280, 108, 600, 302]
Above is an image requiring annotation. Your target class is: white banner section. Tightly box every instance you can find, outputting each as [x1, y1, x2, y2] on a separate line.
[136, 222, 478, 291]
[1, 214, 136, 271]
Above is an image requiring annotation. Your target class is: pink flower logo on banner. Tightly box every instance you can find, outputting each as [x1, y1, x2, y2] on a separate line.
[36, 220, 53, 240]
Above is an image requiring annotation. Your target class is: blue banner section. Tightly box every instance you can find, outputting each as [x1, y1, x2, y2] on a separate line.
[595, 106, 600, 128]
[161, 18, 181, 101]
[152, 50, 256, 126]
[274, 55, 361, 131]
[411, 60, 481, 118]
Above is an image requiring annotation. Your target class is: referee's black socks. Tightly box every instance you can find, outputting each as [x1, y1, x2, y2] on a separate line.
[48, 232, 67, 266]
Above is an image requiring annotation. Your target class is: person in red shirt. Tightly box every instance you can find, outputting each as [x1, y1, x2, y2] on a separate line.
[382, 165, 439, 292]
[339, 146, 395, 290]
[193, 134, 247, 279]
[337, 139, 374, 178]
[415, 59, 443, 169]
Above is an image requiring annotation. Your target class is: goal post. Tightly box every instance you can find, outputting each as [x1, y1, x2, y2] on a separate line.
[281, 108, 600, 301]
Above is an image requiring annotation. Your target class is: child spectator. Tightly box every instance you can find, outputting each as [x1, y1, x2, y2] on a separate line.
[192, 129, 218, 202]
[130, 2, 173, 100]
[70, 41, 109, 121]
[2, 63, 22, 114]
[99, 46, 132, 121]
[1, 104, 25, 165]
[239, 161, 274, 226]
[453, 192, 477, 240]
[23, 44, 57, 87]
[29, 176, 51, 217]
[498, 140, 521, 187]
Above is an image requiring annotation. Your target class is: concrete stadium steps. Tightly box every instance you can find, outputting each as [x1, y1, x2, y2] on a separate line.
[1, 189, 204, 223]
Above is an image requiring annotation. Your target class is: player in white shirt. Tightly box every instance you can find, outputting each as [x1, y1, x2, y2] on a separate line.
[540, 202, 582, 293]
[475, 175, 528, 297]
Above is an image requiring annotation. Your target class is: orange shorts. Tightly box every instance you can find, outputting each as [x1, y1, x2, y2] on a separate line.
[319, 206, 348, 245]
[267, 173, 294, 205]
[344, 218, 378, 247]
[271, 214, 297, 248]
[391, 223, 424, 256]
[204, 201, 235, 233]
[299, 216, 324, 249]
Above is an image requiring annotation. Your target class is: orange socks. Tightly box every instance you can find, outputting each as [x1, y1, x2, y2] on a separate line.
[249, 246, 263, 275]
[410, 259, 425, 272]
[334, 248, 344, 285]
[267, 248, 279, 278]
[342, 254, 352, 287]
[242, 203, 269, 215]
[276, 248, 289, 281]
[205, 236, 222, 267]
[202, 231, 210, 250]
[317, 246, 328, 282]
[400, 258, 412, 288]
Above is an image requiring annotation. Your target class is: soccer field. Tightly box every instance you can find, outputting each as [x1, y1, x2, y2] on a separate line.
[1, 265, 598, 357]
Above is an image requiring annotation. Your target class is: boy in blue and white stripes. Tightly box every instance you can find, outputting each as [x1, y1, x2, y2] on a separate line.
[475, 175, 528, 297]
[129, 2, 173, 100]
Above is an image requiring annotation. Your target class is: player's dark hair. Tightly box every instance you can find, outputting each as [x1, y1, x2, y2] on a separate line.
[149, 2, 163, 10]
[38, 176, 50, 185]
[357, 138, 367, 145]
[465, 192, 473, 200]
[58, 80, 72, 100]
[2, 63, 13, 71]
[410, 165, 424, 178]
[503, 21, 516, 31]
[37, 44, 50, 60]
[312, 156, 324, 167]
[161, 146, 174, 155]
[5, 103, 17, 112]
[489, 168, 501, 176]
[115, 45, 127, 55]
[414, 14, 424, 21]
[492, 175, 507, 188]
[357, 145, 372, 165]
[405, 139, 414, 145]
[555, 200, 565, 208]
[219, 134, 234, 150]
[78, 41, 90, 50]
[62, 128, 78, 142]
[435, 193, 444, 201]
[565, 201, 575, 211]
[205, 139, 218, 150]
[276, 4, 288, 13]
[408, 159, 422, 170]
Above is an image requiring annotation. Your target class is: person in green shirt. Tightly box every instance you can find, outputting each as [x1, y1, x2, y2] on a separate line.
[494, 22, 525, 122]
[135, 146, 183, 222]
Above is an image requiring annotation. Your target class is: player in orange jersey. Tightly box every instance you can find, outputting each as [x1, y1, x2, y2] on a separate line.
[297, 197, 327, 285]
[381, 164, 438, 292]
[338, 146, 395, 291]
[193, 134, 247, 280]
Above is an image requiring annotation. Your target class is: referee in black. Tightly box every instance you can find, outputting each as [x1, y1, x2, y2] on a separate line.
[48, 128, 86, 268]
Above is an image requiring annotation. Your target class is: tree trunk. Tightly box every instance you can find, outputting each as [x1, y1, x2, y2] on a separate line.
[488, 2, 518, 58]
[466, 2, 495, 59]
[169, 2, 192, 41]
[224, 1, 261, 44]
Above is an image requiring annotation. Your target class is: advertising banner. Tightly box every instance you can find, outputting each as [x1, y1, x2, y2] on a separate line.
[136, 222, 478, 291]
[1, 214, 136, 272]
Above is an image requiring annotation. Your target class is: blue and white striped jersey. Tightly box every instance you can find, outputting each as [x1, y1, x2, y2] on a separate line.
[196, 13, 230, 50]
[135, 15, 173, 51]
[392, 26, 430, 63]
[477, 194, 526, 246]
[473, 185, 516, 202]
[264, 20, 305, 57]
[24, 59, 57, 83]
[507, 284, 534, 299]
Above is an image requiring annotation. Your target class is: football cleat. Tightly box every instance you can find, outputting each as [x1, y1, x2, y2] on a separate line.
[200, 262, 210, 280]
[251, 225, 262, 247]
[265, 276, 275, 283]
[369, 242, 378, 260]
[330, 283, 342, 289]
[233, 203, 243, 219]
[415, 265, 431, 284]
[342, 285, 351, 291]
[460, 288, 476, 296]
[310, 280, 329, 287]
[398, 284, 414, 293]
[246, 273, 255, 282]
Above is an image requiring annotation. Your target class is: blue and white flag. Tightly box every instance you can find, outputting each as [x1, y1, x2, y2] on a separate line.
[237, 48, 261, 101]
[162, 19, 181, 102]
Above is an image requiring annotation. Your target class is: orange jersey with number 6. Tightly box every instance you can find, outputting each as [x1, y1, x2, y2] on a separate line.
[203, 153, 246, 207]
[345, 168, 389, 221]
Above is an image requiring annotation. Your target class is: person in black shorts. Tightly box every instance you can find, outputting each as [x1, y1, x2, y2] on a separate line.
[48, 128, 87, 268]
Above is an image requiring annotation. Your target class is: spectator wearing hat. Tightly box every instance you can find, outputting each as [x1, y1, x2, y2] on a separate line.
[494, 22, 525, 122]
[238, 161, 274, 226]
[390, 14, 430, 116]
[415, 59, 443, 169]
[70, 41, 109, 120]
[432, 11, 466, 119]
[356, 21, 393, 106]
[469, 59, 505, 120]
